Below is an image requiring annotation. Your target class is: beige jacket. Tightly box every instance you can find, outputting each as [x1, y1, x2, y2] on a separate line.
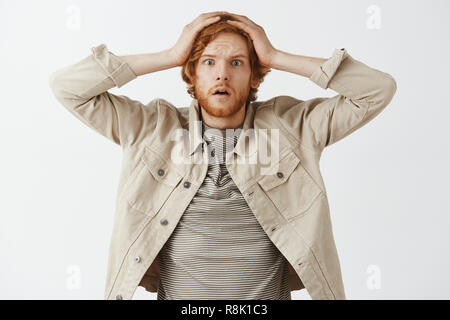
[49, 43, 397, 300]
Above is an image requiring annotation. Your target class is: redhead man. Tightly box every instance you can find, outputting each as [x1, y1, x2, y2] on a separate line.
[49, 11, 397, 300]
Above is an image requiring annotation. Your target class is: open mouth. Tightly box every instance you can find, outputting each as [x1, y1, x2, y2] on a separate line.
[213, 88, 230, 96]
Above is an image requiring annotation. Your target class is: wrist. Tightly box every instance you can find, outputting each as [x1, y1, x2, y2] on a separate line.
[166, 47, 181, 68]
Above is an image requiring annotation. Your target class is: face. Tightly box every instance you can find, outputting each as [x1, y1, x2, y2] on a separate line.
[193, 31, 258, 118]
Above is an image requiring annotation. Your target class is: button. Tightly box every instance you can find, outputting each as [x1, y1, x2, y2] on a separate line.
[116, 294, 122, 300]
[134, 256, 141, 263]
[211, 149, 215, 157]
[276, 172, 284, 178]
[160, 218, 168, 225]
[157, 169, 164, 176]
[183, 181, 191, 188]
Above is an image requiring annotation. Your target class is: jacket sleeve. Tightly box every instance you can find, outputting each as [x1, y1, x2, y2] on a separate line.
[276, 48, 397, 153]
[49, 43, 159, 147]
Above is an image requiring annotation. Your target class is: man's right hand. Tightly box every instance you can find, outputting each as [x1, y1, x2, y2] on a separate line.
[120, 12, 227, 77]
[169, 12, 226, 67]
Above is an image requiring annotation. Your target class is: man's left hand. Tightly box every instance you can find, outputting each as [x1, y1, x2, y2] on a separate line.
[224, 13, 278, 68]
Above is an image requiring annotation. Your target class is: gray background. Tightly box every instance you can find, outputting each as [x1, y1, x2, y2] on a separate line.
[1, 0, 449, 299]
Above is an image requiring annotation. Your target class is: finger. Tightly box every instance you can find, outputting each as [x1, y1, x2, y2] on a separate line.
[227, 20, 255, 39]
[227, 20, 250, 30]
[207, 16, 221, 22]
[202, 16, 221, 26]
[200, 11, 226, 20]
[225, 13, 256, 27]
[193, 15, 221, 30]
[191, 12, 220, 26]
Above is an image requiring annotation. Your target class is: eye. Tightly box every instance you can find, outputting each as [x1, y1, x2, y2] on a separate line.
[202, 59, 242, 66]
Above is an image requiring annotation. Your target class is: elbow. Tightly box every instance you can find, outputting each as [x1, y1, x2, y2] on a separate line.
[48, 71, 61, 98]
[48, 71, 76, 108]
[48, 70, 75, 104]
[368, 73, 397, 111]
[380, 74, 397, 107]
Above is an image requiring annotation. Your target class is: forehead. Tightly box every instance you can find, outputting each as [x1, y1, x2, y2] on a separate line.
[201, 32, 249, 58]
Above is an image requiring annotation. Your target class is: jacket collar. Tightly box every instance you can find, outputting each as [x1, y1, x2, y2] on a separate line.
[184, 99, 257, 159]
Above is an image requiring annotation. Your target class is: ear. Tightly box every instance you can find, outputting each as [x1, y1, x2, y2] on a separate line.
[250, 77, 260, 89]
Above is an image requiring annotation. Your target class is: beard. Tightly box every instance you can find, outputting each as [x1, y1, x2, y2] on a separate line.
[194, 80, 250, 118]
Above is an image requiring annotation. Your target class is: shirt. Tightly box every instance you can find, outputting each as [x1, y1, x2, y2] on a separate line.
[156, 119, 291, 300]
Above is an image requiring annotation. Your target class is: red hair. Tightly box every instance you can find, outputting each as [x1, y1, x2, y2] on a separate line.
[181, 14, 271, 105]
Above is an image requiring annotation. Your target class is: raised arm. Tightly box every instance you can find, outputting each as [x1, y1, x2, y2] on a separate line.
[48, 44, 161, 147]
[223, 12, 397, 153]
[49, 12, 225, 147]
[272, 48, 397, 152]
[119, 49, 177, 77]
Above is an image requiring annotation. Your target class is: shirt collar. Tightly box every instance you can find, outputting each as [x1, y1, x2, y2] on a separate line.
[184, 99, 257, 159]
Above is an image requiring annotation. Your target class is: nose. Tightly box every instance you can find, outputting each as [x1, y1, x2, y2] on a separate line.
[215, 61, 229, 81]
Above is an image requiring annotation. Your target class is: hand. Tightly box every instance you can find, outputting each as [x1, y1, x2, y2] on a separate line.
[225, 13, 278, 68]
[169, 12, 224, 67]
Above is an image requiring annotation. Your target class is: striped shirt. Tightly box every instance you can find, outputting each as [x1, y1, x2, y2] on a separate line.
[156, 120, 291, 300]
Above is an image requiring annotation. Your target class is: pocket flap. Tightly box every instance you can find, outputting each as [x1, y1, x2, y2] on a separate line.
[142, 147, 183, 187]
[257, 150, 300, 192]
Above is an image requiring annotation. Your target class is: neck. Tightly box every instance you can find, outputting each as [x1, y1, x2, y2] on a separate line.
[198, 104, 247, 129]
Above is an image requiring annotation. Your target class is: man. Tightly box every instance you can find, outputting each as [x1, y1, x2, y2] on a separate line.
[49, 11, 397, 300]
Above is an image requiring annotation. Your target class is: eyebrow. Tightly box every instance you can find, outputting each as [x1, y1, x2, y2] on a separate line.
[200, 54, 248, 59]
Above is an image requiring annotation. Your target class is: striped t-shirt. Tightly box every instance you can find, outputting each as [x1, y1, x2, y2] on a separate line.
[156, 120, 291, 300]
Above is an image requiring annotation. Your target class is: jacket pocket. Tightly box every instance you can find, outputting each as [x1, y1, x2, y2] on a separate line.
[124, 147, 183, 216]
[256, 149, 322, 221]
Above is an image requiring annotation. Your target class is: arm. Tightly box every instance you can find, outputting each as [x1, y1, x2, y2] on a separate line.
[270, 49, 328, 78]
[272, 48, 397, 152]
[49, 13, 225, 147]
[222, 14, 396, 152]
[119, 49, 177, 76]
[48, 44, 164, 147]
